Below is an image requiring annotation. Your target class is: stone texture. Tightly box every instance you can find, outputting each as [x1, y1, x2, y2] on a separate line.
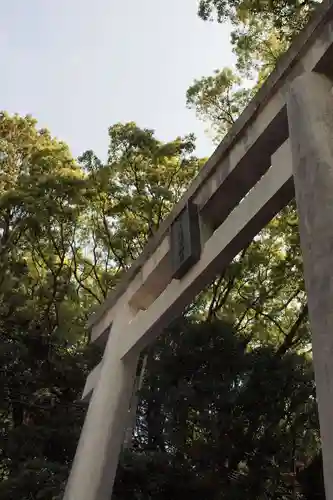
[63, 302, 139, 500]
[287, 71, 333, 500]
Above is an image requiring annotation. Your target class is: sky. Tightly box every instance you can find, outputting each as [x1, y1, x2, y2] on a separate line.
[0, 0, 235, 161]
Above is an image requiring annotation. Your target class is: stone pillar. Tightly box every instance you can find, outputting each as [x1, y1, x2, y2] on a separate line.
[64, 303, 139, 500]
[287, 71, 333, 499]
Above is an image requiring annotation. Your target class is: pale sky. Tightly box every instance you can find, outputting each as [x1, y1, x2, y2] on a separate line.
[0, 0, 235, 160]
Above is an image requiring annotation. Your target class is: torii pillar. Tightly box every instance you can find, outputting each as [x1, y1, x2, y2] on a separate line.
[287, 71, 333, 499]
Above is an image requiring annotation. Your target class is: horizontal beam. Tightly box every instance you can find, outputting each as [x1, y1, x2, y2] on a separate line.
[83, 139, 293, 399]
[119, 140, 294, 359]
[88, 0, 333, 333]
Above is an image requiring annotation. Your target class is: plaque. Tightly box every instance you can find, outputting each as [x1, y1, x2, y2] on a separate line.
[170, 201, 201, 279]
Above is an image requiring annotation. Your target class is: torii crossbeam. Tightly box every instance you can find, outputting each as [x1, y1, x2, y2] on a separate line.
[64, 2, 333, 498]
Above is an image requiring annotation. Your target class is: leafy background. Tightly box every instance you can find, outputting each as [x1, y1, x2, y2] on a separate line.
[0, 1, 325, 498]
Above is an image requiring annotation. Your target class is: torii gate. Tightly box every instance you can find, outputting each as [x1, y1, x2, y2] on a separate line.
[64, 2, 333, 499]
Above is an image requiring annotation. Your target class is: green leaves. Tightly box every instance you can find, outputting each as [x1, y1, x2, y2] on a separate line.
[197, 0, 318, 34]
[0, 108, 322, 499]
[129, 319, 319, 499]
[187, 67, 252, 141]
[189, 0, 319, 144]
[0, 114, 204, 499]
[0, 9, 324, 493]
[80, 123, 201, 278]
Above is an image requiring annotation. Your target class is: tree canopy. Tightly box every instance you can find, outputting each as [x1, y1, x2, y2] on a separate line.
[188, 0, 319, 141]
[0, 1, 326, 498]
[0, 114, 202, 499]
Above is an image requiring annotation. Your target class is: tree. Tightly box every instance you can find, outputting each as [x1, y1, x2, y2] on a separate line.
[0, 2, 326, 492]
[182, 1, 324, 497]
[0, 112, 323, 499]
[0, 114, 202, 499]
[78, 122, 201, 279]
[0, 112, 101, 499]
[116, 320, 320, 500]
[186, 68, 252, 141]
[188, 1, 320, 141]
[197, 0, 318, 36]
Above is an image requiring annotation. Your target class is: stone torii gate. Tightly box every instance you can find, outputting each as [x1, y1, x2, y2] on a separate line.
[64, 2, 333, 499]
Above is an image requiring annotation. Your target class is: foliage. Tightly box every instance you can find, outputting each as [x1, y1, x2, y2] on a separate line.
[125, 319, 320, 500]
[0, 106, 323, 498]
[115, 199, 323, 499]
[0, 114, 201, 499]
[79, 122, 200, 275]
[0, 1, 326, 493]
[187, 1, 319, 142]
[186, 68, 252, 141]
[197, 0, 318, 35]
[0, 112, 100, 499]
[182, 2, 324, 495]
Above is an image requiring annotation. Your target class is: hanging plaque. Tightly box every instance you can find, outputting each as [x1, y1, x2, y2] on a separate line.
[170, 201, 201, 279]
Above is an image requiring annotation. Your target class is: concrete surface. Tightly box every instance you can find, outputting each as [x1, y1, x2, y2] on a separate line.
[287, 70, 333, 500]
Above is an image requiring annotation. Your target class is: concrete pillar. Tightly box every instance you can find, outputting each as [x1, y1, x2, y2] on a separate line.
[64, 303, 139, 500]
[287, 71, 333, 499]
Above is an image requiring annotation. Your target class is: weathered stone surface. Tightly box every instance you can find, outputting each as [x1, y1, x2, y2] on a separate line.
[287, 71, 333, 500]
